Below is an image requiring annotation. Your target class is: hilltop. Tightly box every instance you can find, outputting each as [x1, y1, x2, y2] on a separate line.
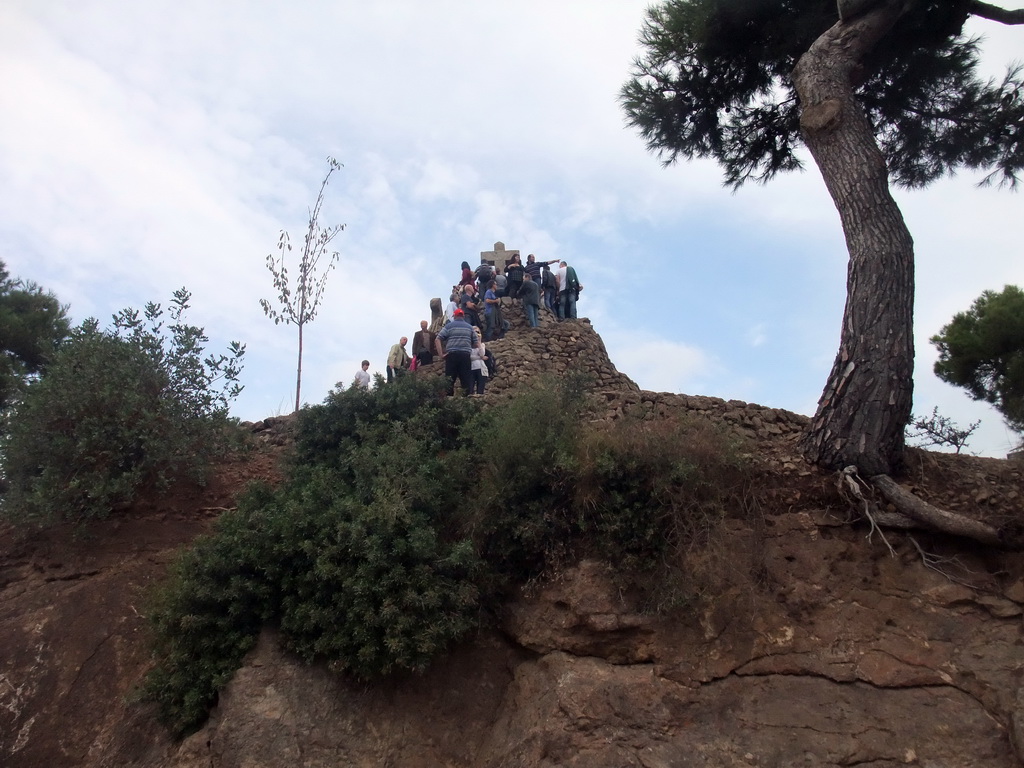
[1, 304, 1023, 768]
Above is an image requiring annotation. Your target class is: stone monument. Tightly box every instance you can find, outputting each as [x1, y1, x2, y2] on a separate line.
[480, 241, 520, 274]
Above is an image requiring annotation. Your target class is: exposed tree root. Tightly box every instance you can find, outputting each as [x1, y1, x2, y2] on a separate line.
[836, 467, 898, 555]
[870, 473, 1003, 548]
[835, 466, 1010, 549]
[906, 536, 978, 588]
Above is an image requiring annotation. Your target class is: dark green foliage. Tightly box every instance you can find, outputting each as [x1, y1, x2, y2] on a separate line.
[931, 285, 1024, 433]
[142, 474, 481, 735]
[2, 330, 170, 524]
[572, 415, 750, 578]
[142, 373, 754, 735]
[0, 289, 245, 526]
[0, 259, 70, 413]
[141, 494, 278, 734]
[621, 0, 1024, 188]
[275, 491, 480, 678]
[464, 373, 588, 581]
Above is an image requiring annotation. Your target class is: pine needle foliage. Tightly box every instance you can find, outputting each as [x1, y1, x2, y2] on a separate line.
[621, 0, 1024, 189]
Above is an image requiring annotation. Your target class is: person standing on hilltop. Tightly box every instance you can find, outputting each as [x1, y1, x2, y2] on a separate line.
[493, 270, 508, 298]
[525, 253, 558, 285]
[541, 264, 557, 314]
[444, 288, 460, 325]
[459, 261, 475, 289]
[460, 283, 483, 329]
[556, 261, 582, 321]
[474, 261, 494, 293]
[412, 320, 435, 366]
[386, 336, 410, 382]
[483, 279, 503, 341]
[470, 338, 489, 395]
[505, 253, 525, 303]
[352, 360, 371, 389]
[435, 308, 480, 396]
[519, 272, 542, 328]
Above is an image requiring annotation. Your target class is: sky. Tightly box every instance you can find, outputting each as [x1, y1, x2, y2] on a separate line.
[1, 1, 1021, 458]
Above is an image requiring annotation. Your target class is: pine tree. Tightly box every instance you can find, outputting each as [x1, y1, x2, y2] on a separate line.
[622, 0, 1023, 474]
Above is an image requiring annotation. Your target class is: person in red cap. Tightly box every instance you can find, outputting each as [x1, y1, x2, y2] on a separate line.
[434, 308, 480, 396]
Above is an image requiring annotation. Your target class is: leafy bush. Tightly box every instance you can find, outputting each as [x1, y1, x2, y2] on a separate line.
[143, 376, 485, 734]
[142, 374, 756, 734]
[574, 416, 751, 569]
[463, 374, 584, 582]
[141, 489, 279, 734]
[0, 289, 244, 527]
[276, 489, 480, 678]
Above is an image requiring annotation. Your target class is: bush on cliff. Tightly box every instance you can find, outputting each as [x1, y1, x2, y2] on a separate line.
[0, 289, 244, 527]
[143, 372, 753, 735]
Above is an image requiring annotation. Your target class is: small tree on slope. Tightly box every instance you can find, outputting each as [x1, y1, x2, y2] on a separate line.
[261, 157, 345, 413]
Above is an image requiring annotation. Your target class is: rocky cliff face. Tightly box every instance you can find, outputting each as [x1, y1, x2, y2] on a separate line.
[2, 307, 1024, 768]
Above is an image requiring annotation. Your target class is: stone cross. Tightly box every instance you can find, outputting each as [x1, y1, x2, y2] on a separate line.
[479, 241, 520, 274]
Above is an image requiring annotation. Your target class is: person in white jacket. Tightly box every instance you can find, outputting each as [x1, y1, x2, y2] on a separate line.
[470, 341, 488, 395]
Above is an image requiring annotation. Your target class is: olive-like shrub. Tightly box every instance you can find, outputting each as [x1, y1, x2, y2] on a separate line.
[0, 289, 244, 527]
[142, 373, 755, 735]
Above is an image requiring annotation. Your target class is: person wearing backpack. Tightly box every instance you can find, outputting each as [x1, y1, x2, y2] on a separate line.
[474, 262, 494, 293]
[556, 261, 583, 320]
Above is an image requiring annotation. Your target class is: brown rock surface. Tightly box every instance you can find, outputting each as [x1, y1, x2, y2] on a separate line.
[2, 308, 1023, 767]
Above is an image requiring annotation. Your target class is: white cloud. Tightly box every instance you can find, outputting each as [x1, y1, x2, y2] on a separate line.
[747, 324, 768, 348]
[601, 331, 719, 395]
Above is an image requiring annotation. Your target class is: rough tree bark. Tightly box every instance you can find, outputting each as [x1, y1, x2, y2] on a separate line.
[793, 4, 916, 476]
[793, 1, 1022, 547]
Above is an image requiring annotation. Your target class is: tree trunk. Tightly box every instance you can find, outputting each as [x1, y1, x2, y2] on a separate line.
[793, 6, 916, 476]
[295, 321, 303, 414]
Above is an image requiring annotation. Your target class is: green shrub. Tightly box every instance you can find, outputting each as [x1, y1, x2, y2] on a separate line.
[143, 377, 486, 734]
[0, 289, 244, 527]
[141, 375, 755, 735]
[0, 260, 70, 415]
[574, 415, 751, 567]
[144, 473, 483, 735]
[462, 375, 585, 582]
[573, 415, 756, 610]
[276, 489, 481, 678]
[141, 483, 284, 734]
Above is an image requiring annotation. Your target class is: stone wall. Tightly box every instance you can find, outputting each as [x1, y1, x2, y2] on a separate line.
[416, 299, 810, 449]
[415, 300, 639, 396]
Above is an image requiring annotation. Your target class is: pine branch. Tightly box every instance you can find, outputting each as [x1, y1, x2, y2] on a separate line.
[967, 1, 1024, 25]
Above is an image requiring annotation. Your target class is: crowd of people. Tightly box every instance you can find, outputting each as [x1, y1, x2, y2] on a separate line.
[352, 252, 583, 397]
